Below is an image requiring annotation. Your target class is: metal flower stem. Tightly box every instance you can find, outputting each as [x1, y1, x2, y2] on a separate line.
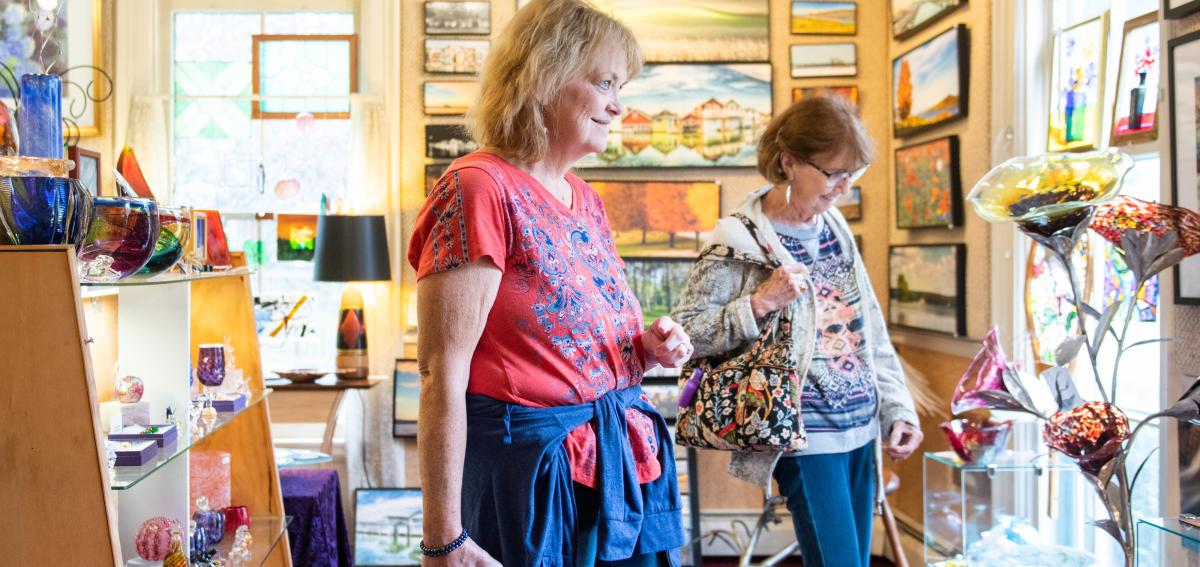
[1055, 241, 1112, 406]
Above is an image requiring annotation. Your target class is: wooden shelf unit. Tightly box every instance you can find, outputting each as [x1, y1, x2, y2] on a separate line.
[0, 246, 292, 566]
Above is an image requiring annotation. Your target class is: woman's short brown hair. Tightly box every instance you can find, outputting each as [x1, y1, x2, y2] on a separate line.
[467, 0, 643, 164]
[757, 96, 875, 184]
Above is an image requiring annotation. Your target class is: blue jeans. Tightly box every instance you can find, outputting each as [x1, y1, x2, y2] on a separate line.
[773, 442, 876, 567]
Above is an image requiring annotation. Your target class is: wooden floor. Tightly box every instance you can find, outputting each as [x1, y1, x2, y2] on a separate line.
[697, 557, 895, 566]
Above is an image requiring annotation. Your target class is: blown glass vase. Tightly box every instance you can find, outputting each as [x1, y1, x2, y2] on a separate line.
[137, 206, 193, 276]
[77, 197, 160, 282]
[0, 156, 93, 246]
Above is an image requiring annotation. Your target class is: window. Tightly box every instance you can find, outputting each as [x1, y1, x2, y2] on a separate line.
[171, 10, 356, 370]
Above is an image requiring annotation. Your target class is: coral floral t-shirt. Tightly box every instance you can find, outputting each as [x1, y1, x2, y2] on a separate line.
[407, 151, 661, 487]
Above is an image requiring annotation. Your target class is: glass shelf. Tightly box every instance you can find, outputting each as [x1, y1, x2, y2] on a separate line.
[109, 390, 271, 490]
[211, 515, 291, 566]
[1137, 517, 1200, 566]
[924, 449, 1063, 471]
[81, 267, 252, 289]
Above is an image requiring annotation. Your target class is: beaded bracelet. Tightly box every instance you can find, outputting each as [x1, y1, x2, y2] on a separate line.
[420, 529, 470, 557]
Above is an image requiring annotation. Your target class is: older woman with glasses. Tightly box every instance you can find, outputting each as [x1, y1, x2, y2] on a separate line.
[671, 96, 922, 567]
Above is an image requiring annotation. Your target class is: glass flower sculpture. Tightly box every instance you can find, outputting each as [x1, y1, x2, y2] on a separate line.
[962, 148, 1199, 567]
[941, 417, 1013, 464]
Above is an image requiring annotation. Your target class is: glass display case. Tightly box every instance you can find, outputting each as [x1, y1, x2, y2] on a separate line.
[924, 450, 1107, 566]
[1136, 518, 1200, 566]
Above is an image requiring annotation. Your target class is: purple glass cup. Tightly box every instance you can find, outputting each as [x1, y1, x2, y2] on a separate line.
[196, 344, 226, 388]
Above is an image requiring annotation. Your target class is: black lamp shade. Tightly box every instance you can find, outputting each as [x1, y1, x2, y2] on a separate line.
[312, 214, 392, 282]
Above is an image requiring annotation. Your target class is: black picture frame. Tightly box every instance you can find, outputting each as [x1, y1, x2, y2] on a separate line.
[1164, 0, 1200, 19]
[891, 0, 966, 41]
[887, 243, 966, 336]
[893, 135, 962, 229]
[1167, 29, 1200, 304]
[353, 487, 423, 565]
[424, 1, 491, 36]
[425, 124, 477, 160]
[622, 256, 696, 328]
[393, 358, 419, 437]
[891, 24, 970, 138]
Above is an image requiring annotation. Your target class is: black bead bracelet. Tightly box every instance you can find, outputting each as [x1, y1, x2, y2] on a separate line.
[420, 529, 470, 557]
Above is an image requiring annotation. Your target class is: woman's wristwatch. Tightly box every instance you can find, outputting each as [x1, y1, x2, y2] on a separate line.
[420, 529, 470, 557]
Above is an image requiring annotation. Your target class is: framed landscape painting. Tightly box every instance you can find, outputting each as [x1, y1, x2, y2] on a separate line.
[1111, 12, 1160, 145]
[892, 25, 968, 137]
[576, 64, 771, 168]
[1167, 29, 1200, 303]
[591, 180, 721, 256]
[791, 1, 856, 35]
[837, 186, 861, 220]
[276, 214, 318, 261]
[424, 38, 489, 74]
[589, 0, 769, 63]
[425, 164, 445, 196]
[425, 124, 477, 159]
[354, 488, 423, 565]
[891, 0, 964, 40]
[888, 244, 965, 336]
[640, 377, 681, 423]
[1048, 15, 1108, 152]
[623, 258, 694, 329]
[423, 81, 479, 115]
[792, 85, 859, 107]
[424, 1, 490, 35]
[894, 135, 961, 229]
[791, 43, 857, 78]
[393, 359, 419, 437]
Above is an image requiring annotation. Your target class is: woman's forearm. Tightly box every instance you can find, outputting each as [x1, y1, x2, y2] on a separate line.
[418, 367, 469, 545]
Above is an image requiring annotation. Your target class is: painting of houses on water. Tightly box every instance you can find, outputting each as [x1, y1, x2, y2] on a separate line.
[575, 63, 772, 168]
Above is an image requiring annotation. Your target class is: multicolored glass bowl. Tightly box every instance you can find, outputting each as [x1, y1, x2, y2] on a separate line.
[77, 197, 160, 282]
[137, 206, 193, 276]
[0, 156, 93, 245]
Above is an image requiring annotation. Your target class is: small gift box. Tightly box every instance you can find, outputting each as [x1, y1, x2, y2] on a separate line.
[109, 424, 178, 448]
[210, 393, 247, 413]
[113, 440, 158, 466]
[120, 401, 152, 427]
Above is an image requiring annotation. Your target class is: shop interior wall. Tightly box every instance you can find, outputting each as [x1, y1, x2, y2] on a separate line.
[1170, 9, 1200, 380]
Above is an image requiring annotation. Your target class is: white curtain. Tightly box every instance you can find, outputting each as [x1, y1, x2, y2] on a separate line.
[123, 94, 169, 200]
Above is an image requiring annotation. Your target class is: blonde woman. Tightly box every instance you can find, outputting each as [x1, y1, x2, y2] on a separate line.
[407, 1, 690, 565]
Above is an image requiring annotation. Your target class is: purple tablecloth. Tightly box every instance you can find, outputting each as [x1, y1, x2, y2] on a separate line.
[280, 468, 353, 567]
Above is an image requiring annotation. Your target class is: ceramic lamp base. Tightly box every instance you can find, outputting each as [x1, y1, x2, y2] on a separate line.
[335, 286, 368, 379]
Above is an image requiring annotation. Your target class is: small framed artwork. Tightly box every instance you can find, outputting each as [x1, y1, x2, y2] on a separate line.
[393, 359, 419, 437]
[894, 135, 961, 229]
[1167, 29, 1200, 303]
[623, 257, 695, 327]
[588, 0, 769, 63]
[792, 85, 859, 107]
[425, 124, 477, 159]
[791, 2, 856, 35]
[591, 180, 721, 257]
[892, 25, 969, 137]
[1048, 14, 1108, 152]
[1165, 0, 1200, 19]
[891, 0, 964, 41]
[424, 39, 489, 74]
[837, 186, 861, 220]
[423, 81, 479, 116]
[67, 145, 101, 195]
[791, 43, 856, 78]
[888, 244, 966, 336]
[354, 487, 423, 565]
[1111, 12, 1160, 146]
[641, 377, 680, 423]
[425, 164, 446, 197]
[276, 213, 318, 261]
[424, 1, 490, 35]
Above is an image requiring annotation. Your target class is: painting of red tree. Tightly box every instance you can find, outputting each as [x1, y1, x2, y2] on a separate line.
[591, 180, 720, 257]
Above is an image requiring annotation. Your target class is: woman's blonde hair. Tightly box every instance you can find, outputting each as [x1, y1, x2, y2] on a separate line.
[757, 96, 875, 184]
[466, 0, 643, 164]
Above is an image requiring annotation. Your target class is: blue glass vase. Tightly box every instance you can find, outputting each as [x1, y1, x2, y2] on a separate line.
[0, 156, 93, 245]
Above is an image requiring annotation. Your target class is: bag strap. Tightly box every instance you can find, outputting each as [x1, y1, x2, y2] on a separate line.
[730, 213, 783, 268]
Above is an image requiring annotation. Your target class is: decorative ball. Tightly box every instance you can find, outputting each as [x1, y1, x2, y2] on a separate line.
[116, 375, 145, 403]
[135, 516, 175, 561]
[273, 178, 301, 200]
[1042, 401, 1130, 474]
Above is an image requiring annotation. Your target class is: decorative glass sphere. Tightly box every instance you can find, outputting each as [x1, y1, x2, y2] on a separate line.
[116, 375, 145, 403]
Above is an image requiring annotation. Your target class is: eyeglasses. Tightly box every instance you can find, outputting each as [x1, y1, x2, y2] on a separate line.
[803, 158, 869, 188]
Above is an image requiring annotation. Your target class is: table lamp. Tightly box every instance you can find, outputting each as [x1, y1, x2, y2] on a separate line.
[312, 214, 391, 379]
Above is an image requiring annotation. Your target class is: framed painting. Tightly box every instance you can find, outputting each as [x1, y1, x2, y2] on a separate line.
[623, 257, 695, 327]
[1111, 13, 1160, 146]
[575, 64, 771, 168]
[424, 1, 490, 35]
[791, 43, 856, 78]
[354, 488, 423, 565]
[792, 85, 859, 107]
[1047, 14, 1108, 152]
[424, 39, 489, 74]
[425, 124, 477, 159]
[640, 377, 681, 423]
[591, 180, 721, 256]
[67, 145, 100, 195]
[894, 135, 961, 229]
[393, 359, 419, 437]
[1024, 236, 1091, 367]
[891, 0, 964, 41]
[837, 186, 861, 220]
[425, 164, 445, 197]
[275, 213, 318, 261]
[887, 244, 966, 336]
[1165, 0, 1200, 19]
[588, 0, 769, 63]
[892, 24, 969, 137]
[1168, 29, 1200, 303]
[423, 81, 479, 116]
[791, 1, 856, 35]
[252, 34, 357, 119]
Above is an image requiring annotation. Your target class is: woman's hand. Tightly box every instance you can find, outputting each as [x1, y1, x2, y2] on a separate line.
[750, 264, 808, 318]
[883, 421, 923, 461]
[643, 316, 693, 368]
[424, 538, 502, 566]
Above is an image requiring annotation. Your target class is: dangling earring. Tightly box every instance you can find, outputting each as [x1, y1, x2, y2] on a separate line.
[785, 183, 792, 205]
